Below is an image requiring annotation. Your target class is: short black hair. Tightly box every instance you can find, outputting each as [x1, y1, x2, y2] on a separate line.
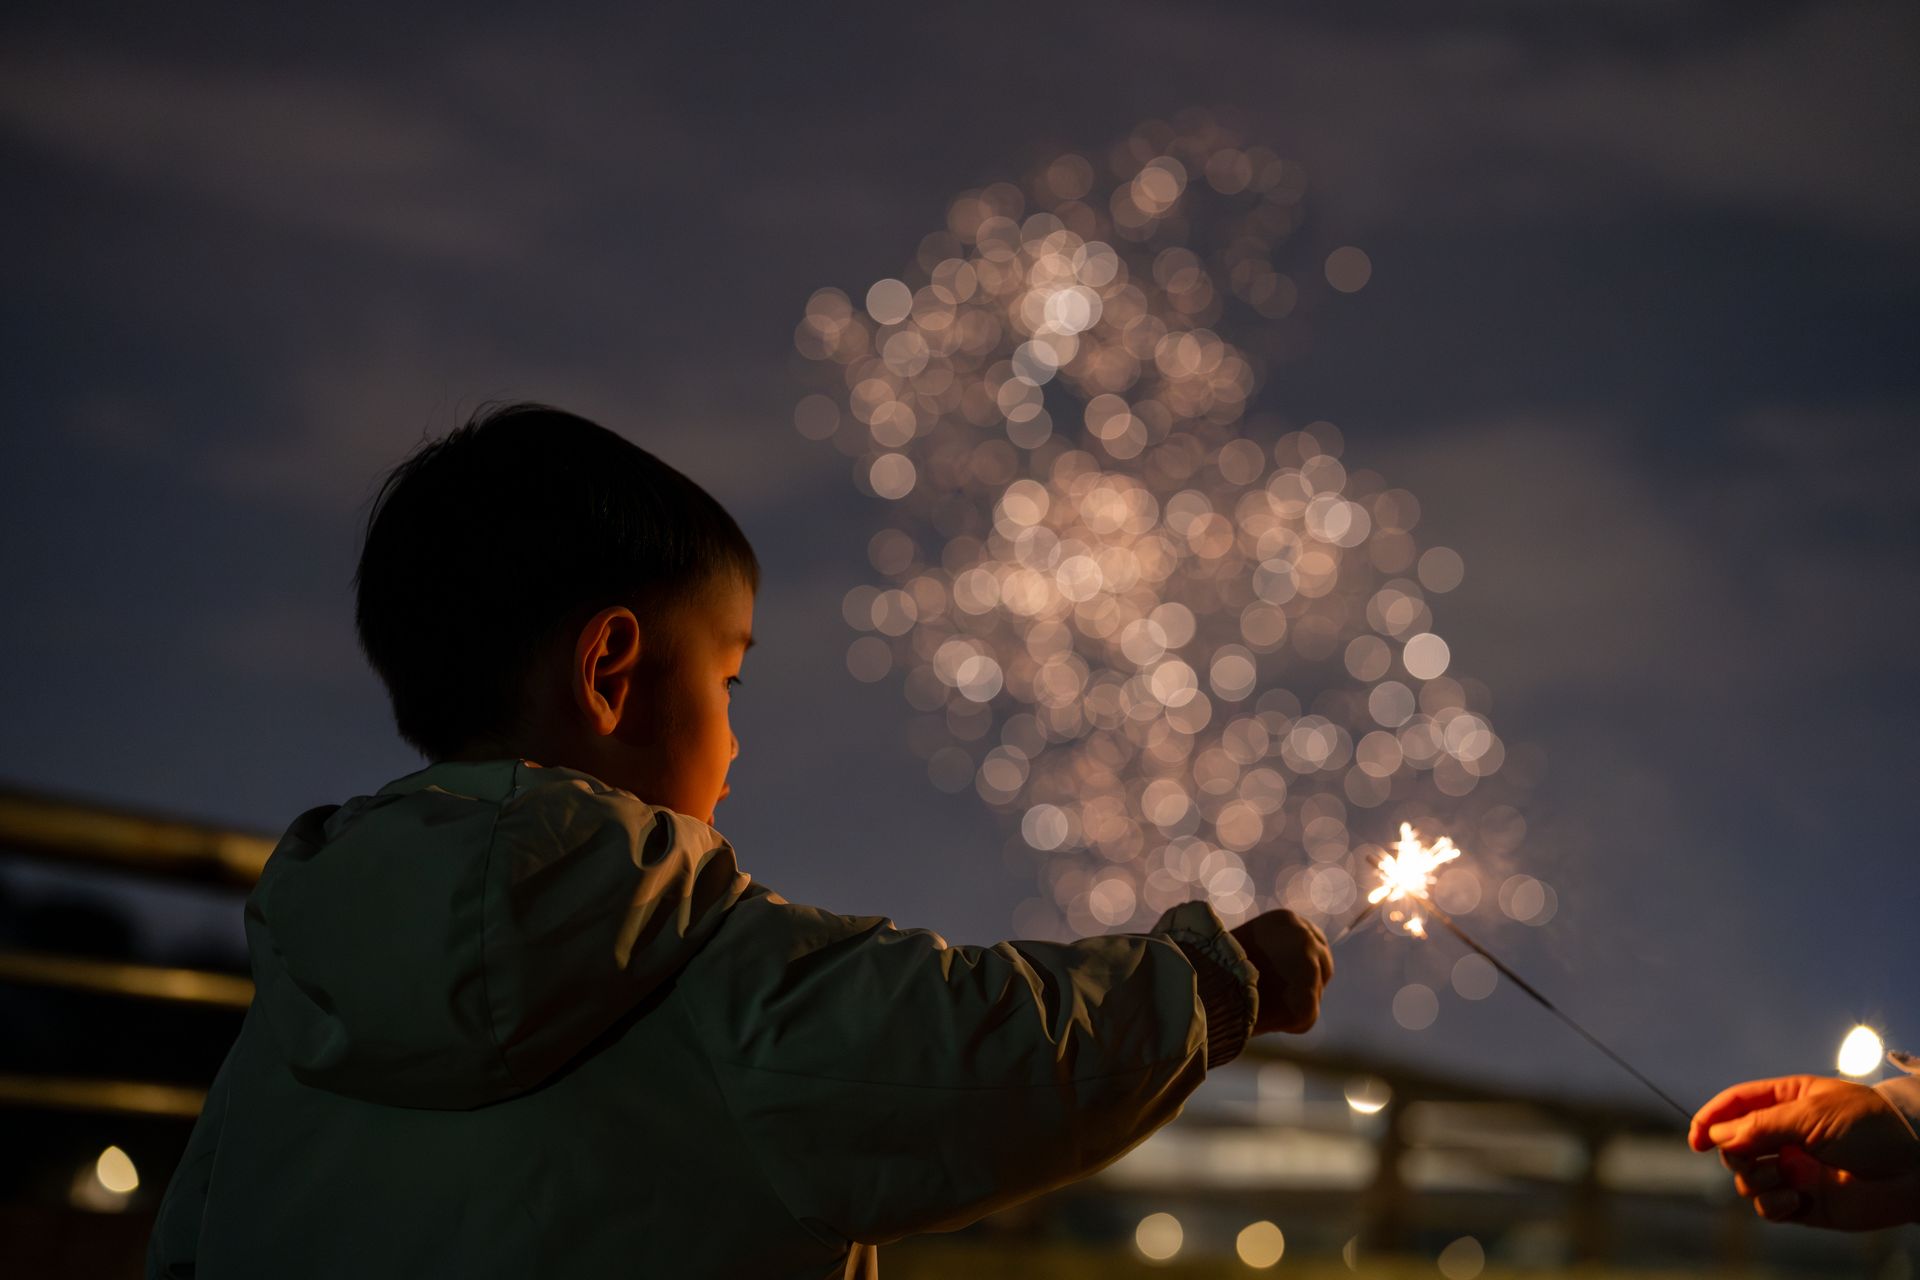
[354, 403, 759, 759]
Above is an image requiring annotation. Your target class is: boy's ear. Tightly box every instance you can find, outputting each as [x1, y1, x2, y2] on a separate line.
[573, 606, 643, 736]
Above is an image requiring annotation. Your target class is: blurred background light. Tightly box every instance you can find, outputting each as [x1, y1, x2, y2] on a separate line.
[1133, 1210, 1183, 1262]
[1836, 1024, 1884, 1078]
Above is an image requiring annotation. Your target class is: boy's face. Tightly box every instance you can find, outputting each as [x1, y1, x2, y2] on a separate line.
[613, 576, 754, 825]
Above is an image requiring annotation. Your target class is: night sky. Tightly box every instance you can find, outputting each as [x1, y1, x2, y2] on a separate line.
[2, 0, 1915, 1116]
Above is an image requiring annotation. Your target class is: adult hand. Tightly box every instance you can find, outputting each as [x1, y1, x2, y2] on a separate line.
[1230, 909, 1333, 1035]
[1689, 1075, 1920, 1231]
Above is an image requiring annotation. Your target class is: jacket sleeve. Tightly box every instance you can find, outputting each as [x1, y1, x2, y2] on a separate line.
[678, 889, 1256, 1246]
[146, 1047, 235, 1278]
[1878, 1050, 1920, 1150]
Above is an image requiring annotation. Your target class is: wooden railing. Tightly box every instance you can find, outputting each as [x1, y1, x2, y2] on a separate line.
[0, 786, 268, 1120]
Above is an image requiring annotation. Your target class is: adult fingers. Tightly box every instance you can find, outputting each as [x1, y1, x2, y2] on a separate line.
[1753, 1189, 1805, 1222]
[1778, 1145, 1827, 1191]
[1775, 1148, 1867, 1232]
[1813, 1171, 1920, 1233]
[1709, 1102, 1815, 1159]
[1739, 1151, 1918, 1232]
[1784, 1158, 1855, 1231]
[1691, 1077, 1811, 1152]
[1733, 1156, 1785, 1198]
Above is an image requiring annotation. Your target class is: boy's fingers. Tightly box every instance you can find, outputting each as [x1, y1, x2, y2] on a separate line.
[1282, 969, 1322, 1028]
[1307, 919, 1333, 985]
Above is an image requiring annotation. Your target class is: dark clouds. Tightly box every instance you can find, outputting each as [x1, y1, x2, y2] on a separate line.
[1, 0, 1915, 1107]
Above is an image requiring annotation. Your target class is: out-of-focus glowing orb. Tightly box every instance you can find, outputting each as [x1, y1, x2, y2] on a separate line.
[1344, 1076, 1392, 1115]
[1325, 246, 1373, 294]
[95, 1146, 138, 1194]
[1437, 1236, 1486, 1280]
[1837, 1025, 1884, 1078]
[1451, 953, 1498, 1001]
[1392, 982, 1439, 1031]
[1135, 1211, 1183, 1262]
[1235, 1220, 1285, 1268]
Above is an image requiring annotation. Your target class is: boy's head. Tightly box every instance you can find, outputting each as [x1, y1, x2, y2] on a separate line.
[355, 403, 758, 822]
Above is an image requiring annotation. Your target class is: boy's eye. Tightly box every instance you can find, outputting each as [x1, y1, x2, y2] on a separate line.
[726, 676, 742, 692]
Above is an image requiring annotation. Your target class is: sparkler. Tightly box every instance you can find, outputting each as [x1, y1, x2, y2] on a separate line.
[1341, 825, 1691, 1123]
[1332, 822, 1458, 942]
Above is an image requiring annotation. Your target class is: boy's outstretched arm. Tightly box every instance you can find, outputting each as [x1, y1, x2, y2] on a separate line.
[678, 889, 1327, 1247]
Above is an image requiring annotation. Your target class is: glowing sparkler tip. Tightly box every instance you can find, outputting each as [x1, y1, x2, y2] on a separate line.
[1364, 823, 1464, 938]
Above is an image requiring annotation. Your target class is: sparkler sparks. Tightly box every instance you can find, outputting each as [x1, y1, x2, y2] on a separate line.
[1366, 822, 1460, 937]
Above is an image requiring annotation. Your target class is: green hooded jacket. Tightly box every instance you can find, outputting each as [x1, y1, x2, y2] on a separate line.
[148, 760, 1257, 1278]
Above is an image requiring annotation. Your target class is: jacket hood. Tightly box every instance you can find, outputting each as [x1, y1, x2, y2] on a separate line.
[244, 760, 749, 1109]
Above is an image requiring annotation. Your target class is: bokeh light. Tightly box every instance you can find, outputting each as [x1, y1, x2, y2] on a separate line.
[1451, 953, 1498, 1001]
[798, 113, 1537, 938]
[1325, 246, 1373, 293]
[1437, 1235, 1486, 1280]
[1344, 1076, 1392, 1115]
[1498, 874, 1558, 926]
[94, 1146, 138, 1195]
[1235, 1220, 1286, 1268]
[1837, 1024, 1884, 1078]
[1393, 982, 1440, 1031]
[1135, 1210, 1183, 1262]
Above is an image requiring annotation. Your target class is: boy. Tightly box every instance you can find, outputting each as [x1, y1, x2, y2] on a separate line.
[149, 403, 1334, 1279]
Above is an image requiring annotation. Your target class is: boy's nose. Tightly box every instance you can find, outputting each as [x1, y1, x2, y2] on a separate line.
[729, 734, 740, 761]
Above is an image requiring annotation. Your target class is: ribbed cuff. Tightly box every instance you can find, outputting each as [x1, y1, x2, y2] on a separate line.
[1874, 1073, 1920, 1153]
[1152, 901, 1258, 1070]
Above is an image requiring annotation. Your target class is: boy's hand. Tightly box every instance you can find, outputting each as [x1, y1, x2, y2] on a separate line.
[1689, 1075, 1920, 1231]
[1230, 910, 1333, 1035]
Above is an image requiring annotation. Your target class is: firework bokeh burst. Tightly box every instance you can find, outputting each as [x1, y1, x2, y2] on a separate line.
[795, 112, 1551, 946]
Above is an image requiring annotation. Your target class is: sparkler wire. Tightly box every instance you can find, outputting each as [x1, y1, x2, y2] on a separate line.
[1332, 839, 1686, 1122]
[1421, 901, 1691, 1124]
[1329, 899, 1380, 946]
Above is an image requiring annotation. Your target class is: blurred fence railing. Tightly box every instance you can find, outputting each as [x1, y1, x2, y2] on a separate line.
[0, 786, 267, 1122]
[0, 787, 272, 887]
